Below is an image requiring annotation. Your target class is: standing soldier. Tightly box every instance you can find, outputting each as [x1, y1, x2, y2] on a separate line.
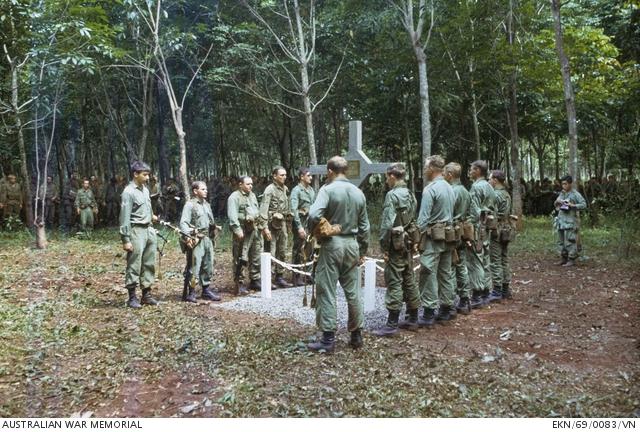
[467, 160, 497, 308]
[180, 181, 221, 302]
[75, 179, 98, 236]
[39, 176, 59, 227]
[290, 168, 316, 286]
[488, 170, 514, 301]
[162, 178, 180, 222]
[416, 155, 456, 326]
[227, 176, 265, 294]
[119, 161, 158, 309]
[259, 166, 293, 288]
[554, 175, 587, 267]
[90, 175, 103, 226]
[373, 163, 422, 336]
[61, 174, 78, 231]
[444, 162, 473, 315]
[0, 174, 24, 222]
[306, 156, 369, 353]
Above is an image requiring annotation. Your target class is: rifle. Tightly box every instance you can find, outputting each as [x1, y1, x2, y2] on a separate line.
[159, 220, 198, 300]
[158, 220, 198, 241]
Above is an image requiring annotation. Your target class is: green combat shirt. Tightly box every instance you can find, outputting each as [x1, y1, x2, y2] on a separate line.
[180, 198, 214, 233]
[468, 178, 496, 224]
[227, 190, 263, 236]
[119, 182, 153, 244]
[308, 178, 370, 256]
[259, 182, 291, 225]
[75, 188, 97, 210]
[379, 180, 416, 252]
[494, 185, 512, 221]
[451, 181, 471, 222]
[417, 175, 455, 231]
[290, 183, 315, 230]
[555, 189, 586, 229]
[0, 182, 22, 205]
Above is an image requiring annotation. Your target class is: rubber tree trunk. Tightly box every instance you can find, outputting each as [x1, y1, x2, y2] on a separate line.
[415, 48, 433, 169]
[551, 0, 579, 183]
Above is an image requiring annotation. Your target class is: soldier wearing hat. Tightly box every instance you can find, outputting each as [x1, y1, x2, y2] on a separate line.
[119, 161, 159, 309]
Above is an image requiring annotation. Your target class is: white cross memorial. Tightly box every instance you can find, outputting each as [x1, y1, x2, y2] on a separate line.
[308, 120, 396, 314]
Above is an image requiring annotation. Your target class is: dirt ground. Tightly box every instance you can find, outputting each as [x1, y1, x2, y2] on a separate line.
[0, 230, 638, 417]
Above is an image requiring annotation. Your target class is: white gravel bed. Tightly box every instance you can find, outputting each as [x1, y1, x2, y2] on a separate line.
[216, 285, 393, 330]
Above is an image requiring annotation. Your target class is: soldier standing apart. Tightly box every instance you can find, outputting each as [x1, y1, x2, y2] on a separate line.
[180, 181, 221, 302]
[416, 155, 456, 326]
[554, 175, 586, 267]
[0, 174, 24, 222]
[259, 166, 293, 288]
[373, 163, 422, 336]
[119, 161, 159, 309]
[488, 170, 514, 301]
[227, 176, 265, 294]
[290, 168, 316, 286]
[75, 179, 98, 236]
[306, 156, 370, 353]
[444, 162, 473, 315]
[467, 160, 497, 308]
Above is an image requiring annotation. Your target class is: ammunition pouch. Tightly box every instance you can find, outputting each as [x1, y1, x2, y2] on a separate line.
[444, 225, 456, 243]
[391, 226, 405, 251]
[462, 221, 475, 241]
[242, 218, 255, 232]
[486, 214, 498, 230]
[270, 212, 284, 230]
[498, 220, 516, 243]
[430, 222, 446, 241]
[453, 222, 463, 242]
[405, 221, 421, 247]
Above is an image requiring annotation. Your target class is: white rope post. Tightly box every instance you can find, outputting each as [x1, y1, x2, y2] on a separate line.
[260, 252, 272, 299]
[364, 259, 377, 313]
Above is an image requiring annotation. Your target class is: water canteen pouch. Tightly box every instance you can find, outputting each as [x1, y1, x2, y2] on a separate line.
[391, 226, 405, 251]
[405, 221, 421, 246]
[462, 221, 475, 241]
[270, 212, 284, 230]
[430, 223, 446, 241]
[454, 223, 463, 241]
[444, 225, 456, 243]
[486, 214, 498, 230]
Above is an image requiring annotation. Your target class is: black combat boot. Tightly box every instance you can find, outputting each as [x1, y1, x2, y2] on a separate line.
[307, 331, 336, 353]
[275, 276, 293, 288]
[557, 255, 568, 266]
[373, 310, 400, 337]
[562, 258, 576, 267]
[488, 285, 503, 303]
[457, 297, 472, 315]
[481, 290, 491, 306]
[502, 283, 512, 300]
[349, 329, 363, 349]
[185, 287, 197, 303]
[248, 279, 261, 291]
[202, 285, 222, 301]
[141, 288, 159, 306]
[436, 305, 453, 323]
[398, 308, 419, 331]
[418, 308, 436, 327]
[127, 287, 142, 309]
[470, 292, 484, 309]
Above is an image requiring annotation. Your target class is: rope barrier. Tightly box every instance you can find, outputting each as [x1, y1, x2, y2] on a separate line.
[269, 256, 312, 277]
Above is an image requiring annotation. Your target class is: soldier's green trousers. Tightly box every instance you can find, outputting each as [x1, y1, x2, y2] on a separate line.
[490, 236, 511, 286]
[384, 250, 421, 311]
[292, 219, 313, 265]
[266, 226, 288, 277]
[315, 236, 363, 332]
[418, 239, 456, 310]
[190, 237, 214, 287]
[232, 228, 262, 282]
[557, 228, 578, 259]
[3, 202, 21, 218]
[125, 225, 157, 289]
[79, 208, 94, 233]
[453, 243, 471, 299]
[467, 233, 492, 294]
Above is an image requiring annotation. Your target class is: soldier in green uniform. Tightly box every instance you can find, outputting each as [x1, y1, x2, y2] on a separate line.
[290, 167, 316, 286]
[444, 162, 473, 315]
[180, 181, 221, 302]
[467, 160, 496, 308]
[306, 156, 369, 353]
[162, 178, 180, 222]
[0, 174, 24, 222]
[373, 163, 421, 336]
[37, 176, 59, 227]
[488, 170, 513, 301]
[228, 176, 266, 294]
[119, 161, 159, 309]
[416, 155, 456, 326]
[75, 179, 98, 236]
[554, 175, 587, 267]
[259, 166, 293, 288]
[61, 173, 79, 230]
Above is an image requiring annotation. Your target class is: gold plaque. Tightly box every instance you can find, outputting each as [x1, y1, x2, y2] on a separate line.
[347, 160, 360, 179]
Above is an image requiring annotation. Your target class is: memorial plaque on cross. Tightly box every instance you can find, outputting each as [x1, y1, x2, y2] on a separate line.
[309, 120, 395, 187]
